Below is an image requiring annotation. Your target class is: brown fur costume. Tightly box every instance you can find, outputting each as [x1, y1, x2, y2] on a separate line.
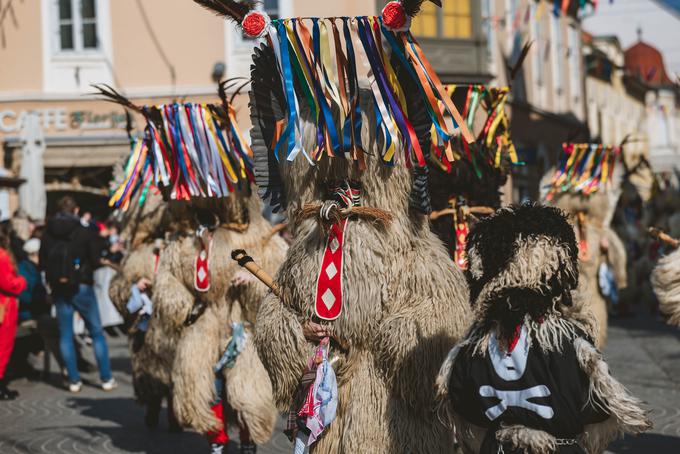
[651, 246, 680, 325]
[541, 170, 627, 348]
[108, 190, 178, 409]
[167, 193, 287, 443]
[248, 51, 472, 454]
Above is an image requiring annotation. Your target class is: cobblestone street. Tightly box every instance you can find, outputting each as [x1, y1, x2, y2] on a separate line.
[0, 310, 678, 454]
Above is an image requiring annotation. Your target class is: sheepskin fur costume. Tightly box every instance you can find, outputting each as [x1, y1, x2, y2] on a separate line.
[652, 246, 680, 325]
[108, 190, 179, 416]
[248, 42, 472, 452]
[540, 169, 627, 348]
[437, 204, 651, 454]
[166, 190, 287, 443]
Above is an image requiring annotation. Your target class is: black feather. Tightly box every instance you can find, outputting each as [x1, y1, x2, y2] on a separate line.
[249, 43, 287, 211]
[90, 84, 143, 114]
[193, 0, 255, 23]
[401, 0, 442, 17]
[510, 41, 533, 82]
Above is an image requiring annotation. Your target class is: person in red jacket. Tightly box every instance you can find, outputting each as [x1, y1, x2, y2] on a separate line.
[0, 223, 27, 400]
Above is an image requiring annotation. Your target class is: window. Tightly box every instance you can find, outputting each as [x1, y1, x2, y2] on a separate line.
[411, 0, 472, 39]
[482, 0, 495, 69]
[568, 25, 581, 102]
[57, 0, 99, 52]
[263, 0, 279, 20]
[505, 0, 519, 52]
[530, 3, 543, 88]
[550, 13, 563, 106]
[530, 3, 547, 107]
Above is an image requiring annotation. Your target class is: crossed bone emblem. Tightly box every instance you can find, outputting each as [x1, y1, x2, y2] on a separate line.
[479, 385, 555, 421]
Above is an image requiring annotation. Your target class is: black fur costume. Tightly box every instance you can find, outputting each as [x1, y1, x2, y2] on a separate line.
[437, 204, 650, 454]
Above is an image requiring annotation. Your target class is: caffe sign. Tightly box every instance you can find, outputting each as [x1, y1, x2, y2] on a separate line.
[0, 107, 131, 134]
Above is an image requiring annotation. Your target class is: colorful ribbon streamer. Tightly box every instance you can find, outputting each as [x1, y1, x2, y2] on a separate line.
[431, 85, 519, 176]
[265, 16, 473, 169]
[546, 143, 621, 199]
[110, 103, 254, 209]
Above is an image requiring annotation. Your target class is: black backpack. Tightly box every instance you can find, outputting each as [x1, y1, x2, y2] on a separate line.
[45, 233, 81, 292]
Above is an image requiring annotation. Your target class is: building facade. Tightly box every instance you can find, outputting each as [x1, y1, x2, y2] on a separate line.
[486, 0, 590, 202]
[0, 0, 489, 219]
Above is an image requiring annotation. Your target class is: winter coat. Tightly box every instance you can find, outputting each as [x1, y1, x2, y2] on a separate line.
[40, 213, 103, 288]
[0, 249, 27, 320]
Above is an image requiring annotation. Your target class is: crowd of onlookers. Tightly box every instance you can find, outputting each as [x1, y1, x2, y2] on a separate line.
[0, 196, 126, 400]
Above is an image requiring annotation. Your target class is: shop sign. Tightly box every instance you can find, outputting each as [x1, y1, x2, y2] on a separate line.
[0, 108, 130, 134]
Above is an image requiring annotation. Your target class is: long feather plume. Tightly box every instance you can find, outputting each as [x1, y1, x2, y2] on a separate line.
[193, 0, 255, 23]
[90, 83, 143, 114]
[510, 41, 533, 82]
[401, 0, 442, 17]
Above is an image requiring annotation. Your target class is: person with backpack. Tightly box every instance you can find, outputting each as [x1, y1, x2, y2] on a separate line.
[40, 196, 116, 393]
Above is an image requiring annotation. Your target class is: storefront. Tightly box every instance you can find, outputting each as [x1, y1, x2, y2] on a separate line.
[0, 93, 224, 219]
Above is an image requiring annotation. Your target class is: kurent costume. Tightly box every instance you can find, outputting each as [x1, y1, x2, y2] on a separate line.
[541, 144, 628, 348]
[107, 183, 179, 429]
[651, 240, 680, 326]
[437, 204, 651, 454]
[429, 85, 518, 268]
[103, 85, 286, 451]
[194, 0, 473, 452]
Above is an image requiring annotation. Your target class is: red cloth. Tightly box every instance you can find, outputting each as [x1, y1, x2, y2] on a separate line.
[206, 400, 254, 445]
[207, 401, 229, 444]
[0, 248, 27, 379]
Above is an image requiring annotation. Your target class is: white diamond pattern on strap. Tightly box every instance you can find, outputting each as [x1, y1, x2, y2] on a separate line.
[325, 262, 338, 279]
[322, 288, 336, 310]
[329, 237, 340, 253]
[197, 267, 207, 282]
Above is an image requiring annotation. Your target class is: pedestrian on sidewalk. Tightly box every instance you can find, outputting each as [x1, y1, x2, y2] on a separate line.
[40, 196, 116, 393]
[0, 223, 27, 400]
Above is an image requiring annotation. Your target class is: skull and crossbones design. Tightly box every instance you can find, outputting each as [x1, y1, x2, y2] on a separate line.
[480, 326, 554, 421]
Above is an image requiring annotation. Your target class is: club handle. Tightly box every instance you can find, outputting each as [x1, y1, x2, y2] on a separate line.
[231, 249, 281, 296]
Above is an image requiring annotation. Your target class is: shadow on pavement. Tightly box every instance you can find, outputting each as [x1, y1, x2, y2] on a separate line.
[608, 432, 680, 453]
[65, 396, 208, 453]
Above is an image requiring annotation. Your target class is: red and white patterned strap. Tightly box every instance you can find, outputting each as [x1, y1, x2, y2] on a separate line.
[313, 182, 360, 320]
[314, 219, 348, 321]
[195, 229, 212, 292]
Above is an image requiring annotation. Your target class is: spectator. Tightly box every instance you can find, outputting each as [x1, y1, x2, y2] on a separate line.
[0, 223, 27, 400]
[17, 239, 48, 323]
[40, 196, 116, 393]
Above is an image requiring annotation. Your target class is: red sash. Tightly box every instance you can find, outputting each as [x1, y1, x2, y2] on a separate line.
[314, 220, 347, 321]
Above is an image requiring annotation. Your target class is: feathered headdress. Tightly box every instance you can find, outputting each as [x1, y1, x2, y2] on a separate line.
[93, 82, 254, 210]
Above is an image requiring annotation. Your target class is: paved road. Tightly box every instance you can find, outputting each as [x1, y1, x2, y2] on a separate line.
[0, 311, 678, 454]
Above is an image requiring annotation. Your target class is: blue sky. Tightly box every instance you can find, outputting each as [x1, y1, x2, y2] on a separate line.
[584, 0, 680, 77]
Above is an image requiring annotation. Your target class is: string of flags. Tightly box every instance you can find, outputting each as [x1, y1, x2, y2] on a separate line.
[546, 143, 621, 200]
[433, 85, 520, 177]
[109, 102, 254, 210]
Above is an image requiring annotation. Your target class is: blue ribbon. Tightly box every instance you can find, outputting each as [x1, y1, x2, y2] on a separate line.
[273, 20, 300, 162]
[168, 105, 192, 192]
